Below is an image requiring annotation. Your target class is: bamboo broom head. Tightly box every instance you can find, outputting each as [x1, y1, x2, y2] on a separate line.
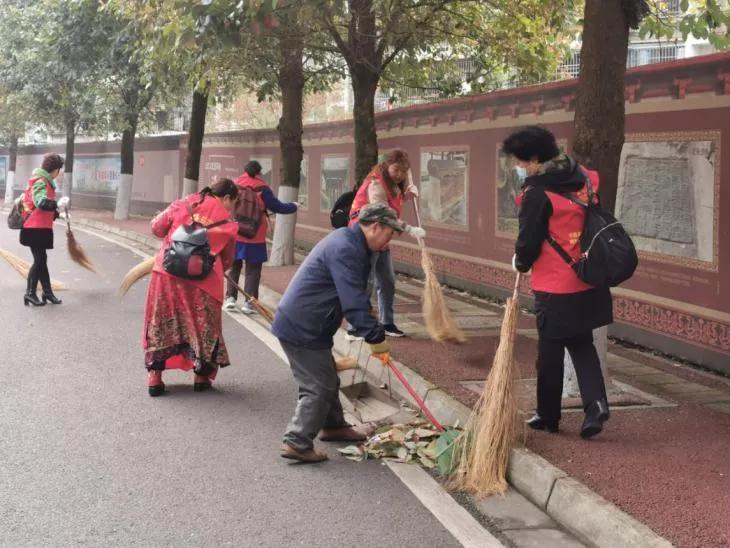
[119, 256, 154, 296]
[66, 227, 97, 273]
[448, 276, 521, 496]
[421, 248, 466, 344]
[0, 248, 66, 291]
[335, 355, 357, 371]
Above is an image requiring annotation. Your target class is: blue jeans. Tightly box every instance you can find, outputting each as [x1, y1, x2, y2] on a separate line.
[346, 249, 396, 331]
[373, 249, 396, 325]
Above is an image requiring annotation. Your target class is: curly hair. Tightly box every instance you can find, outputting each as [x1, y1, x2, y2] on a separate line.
[41, 153, 64, 173]
[502, 126, 560, 163]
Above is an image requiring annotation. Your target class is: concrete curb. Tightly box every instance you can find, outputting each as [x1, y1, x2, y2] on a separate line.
[78, 216, 673, 548]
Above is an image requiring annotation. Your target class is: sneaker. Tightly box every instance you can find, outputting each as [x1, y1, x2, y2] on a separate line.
[384, 324, 405, 338]
[223, 297, 236, 310]
[241, 301, 256, 315]
[345, 329, 364, 341]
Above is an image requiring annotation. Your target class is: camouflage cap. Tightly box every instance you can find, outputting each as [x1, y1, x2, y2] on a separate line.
[358, 202, 404, 232]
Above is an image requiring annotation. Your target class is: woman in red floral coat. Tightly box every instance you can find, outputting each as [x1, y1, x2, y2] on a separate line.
[143, 178, 239, 396]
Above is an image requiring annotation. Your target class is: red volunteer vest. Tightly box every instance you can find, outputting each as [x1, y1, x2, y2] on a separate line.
[516, 168, 599, 294]
[348, 168, 403, 227]
[22, 177, 56, 230]
[234, 173, 269, 244]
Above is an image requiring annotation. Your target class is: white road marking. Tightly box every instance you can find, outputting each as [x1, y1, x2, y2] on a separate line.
[386, 461, 504, 548]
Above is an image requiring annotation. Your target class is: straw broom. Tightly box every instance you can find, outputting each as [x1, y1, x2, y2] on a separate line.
[449, 272, 521, 496]
[0, 248, 67, 291]
[223, 273, 275, 323]
[119, 256, 155, 296]
[409, 172, 466, 344]
[64, 208, 97, 273]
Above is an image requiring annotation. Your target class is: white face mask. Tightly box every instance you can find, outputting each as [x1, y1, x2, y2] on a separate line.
[514, 166, 528, 182]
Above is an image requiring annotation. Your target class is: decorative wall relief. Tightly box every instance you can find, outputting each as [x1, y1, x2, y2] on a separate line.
[419, 148, 468, 228]
[320, 155, 350, 211]
[616, 133, 719, 269]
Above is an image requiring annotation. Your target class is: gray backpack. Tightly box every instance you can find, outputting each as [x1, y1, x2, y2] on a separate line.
[7, 198, 25, 230]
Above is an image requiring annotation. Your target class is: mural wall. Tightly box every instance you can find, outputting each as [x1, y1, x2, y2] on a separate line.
[10, 53, 730, 371]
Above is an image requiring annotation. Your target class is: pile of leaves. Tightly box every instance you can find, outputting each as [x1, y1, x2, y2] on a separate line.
[337, 421, 462, 475]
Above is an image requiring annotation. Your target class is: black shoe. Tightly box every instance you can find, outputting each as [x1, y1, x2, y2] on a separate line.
[148, 384, 165, 397]
[581, 399, 609, 439]
[42, 293, 62, 305]
[193, 382, 212, 392]
[384, 324, 405, 338]
[526, 414, 559, 433]
[24, 293, 45, 307]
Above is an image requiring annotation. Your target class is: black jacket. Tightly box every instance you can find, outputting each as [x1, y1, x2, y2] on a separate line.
[514, 156, 586, 273]
[515, 155, 612, 338]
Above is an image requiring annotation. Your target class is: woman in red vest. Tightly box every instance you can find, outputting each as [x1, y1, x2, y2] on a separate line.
[224, 160, 298, 314]
[503, 126, 612, 439]
[143, 178, 239, 396]
[347, 149, 424, 337]
[20, 153, 67, 306]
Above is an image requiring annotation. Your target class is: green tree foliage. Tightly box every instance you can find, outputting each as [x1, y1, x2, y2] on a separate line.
[318, 0, 578, 184]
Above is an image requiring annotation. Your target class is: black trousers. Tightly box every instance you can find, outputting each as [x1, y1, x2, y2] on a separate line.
[225, 259, 263, 300]
[27, 247, 52, 295]
[536, 331, 607, 423]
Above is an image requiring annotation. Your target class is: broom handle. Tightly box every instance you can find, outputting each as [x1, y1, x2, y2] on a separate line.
[408, 171, 426, 250]
[512, 272, 521, 299]
[224, 273, 274, 323]
[386, 358, 445, 432]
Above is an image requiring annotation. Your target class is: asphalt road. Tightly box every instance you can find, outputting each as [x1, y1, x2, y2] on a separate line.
[0, 224, 461, 547]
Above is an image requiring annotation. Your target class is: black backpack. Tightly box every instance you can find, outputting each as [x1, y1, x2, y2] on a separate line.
[163, 202, 232, 280]
[330, 190, 355, 229]
[547, 179, 638, 288]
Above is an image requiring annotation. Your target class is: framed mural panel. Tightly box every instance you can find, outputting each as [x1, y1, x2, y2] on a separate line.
[495, 139, 568, 237]
[74, 155, 121, 194]
[616, 132, 720, 271]
[298, 155, 309, 209]
[320, 155, 350, 212]
[249, 156, 273, 184]
[418, 147, 468, 229]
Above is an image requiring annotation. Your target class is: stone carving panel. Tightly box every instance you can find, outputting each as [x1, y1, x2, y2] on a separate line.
[616, 138, 716, 264]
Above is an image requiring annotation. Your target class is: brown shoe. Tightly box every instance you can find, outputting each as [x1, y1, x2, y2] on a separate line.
[280, 443, 328, 463]
[319, 425, 368, 442]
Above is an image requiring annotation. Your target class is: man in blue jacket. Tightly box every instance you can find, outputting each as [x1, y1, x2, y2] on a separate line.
[272, 203, 403, 463]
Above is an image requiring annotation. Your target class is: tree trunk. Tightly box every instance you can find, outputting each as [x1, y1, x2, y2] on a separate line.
[183, 84, 209, 197]
[351, 66, 380, 188]
[114, 114, 137, 220]
[270, 31, 304, 267]
[348, 0, 380, 187]
[564, 0, 630, 399]
[572, 0, 630, 214]
[63, 117, 76, 199]
[4, 134, 18, 202]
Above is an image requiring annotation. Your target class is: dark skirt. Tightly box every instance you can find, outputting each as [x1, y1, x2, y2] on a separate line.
[533, 287, 613, 340]
[20, 228, 54, 249]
